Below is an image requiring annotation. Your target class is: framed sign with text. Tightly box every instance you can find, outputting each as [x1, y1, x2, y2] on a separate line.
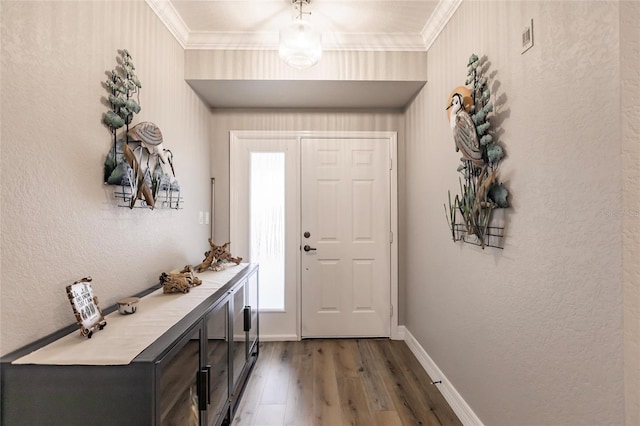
[66, 277, 107, 338]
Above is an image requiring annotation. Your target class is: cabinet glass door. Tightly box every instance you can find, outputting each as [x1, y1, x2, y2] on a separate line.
[247, 271, 258, 355]
[231, 281, 247, 391]
[205, 299, 229, 426]
[159, 327, 201, 426]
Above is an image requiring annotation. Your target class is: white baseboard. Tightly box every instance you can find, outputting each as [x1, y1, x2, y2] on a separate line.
[259, 334, 299, 342]
[392, 324, 406, 340]
[400, 326, 484, 426]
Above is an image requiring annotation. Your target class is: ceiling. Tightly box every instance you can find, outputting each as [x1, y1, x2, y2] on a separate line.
[147, 0, 462, 108]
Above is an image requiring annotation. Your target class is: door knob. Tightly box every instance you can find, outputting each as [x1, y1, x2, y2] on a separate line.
[303, 245, 317, 252]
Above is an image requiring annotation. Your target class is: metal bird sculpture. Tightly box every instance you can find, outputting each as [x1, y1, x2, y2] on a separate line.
[127, 121, 168, 165]
[122, 140, 155, 209]
[447, 91, 485, 168]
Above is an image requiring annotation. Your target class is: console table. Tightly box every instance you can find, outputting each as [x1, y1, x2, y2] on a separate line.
[1, 263, 259, 426]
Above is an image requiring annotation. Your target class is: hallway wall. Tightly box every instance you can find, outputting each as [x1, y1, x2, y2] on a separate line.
[0, 1, 213, 355]
[620, 1, 640, 422]
[403, 1, 629, 424]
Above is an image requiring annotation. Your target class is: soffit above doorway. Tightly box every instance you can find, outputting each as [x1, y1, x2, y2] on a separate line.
[187, 79, 426, 109]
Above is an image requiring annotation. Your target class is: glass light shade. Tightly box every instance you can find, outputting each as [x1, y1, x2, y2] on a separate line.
[279, 19, 322, 69]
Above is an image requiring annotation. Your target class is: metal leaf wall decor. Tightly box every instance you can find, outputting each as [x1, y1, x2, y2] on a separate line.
[102, 50, 182, 209]
[444, 54, 510, 249]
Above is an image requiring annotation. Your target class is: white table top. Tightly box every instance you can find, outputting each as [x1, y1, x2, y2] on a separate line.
[13, 264, 248, 366]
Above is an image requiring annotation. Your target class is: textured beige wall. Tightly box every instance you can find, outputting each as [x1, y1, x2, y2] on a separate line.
[621, 1, 640, 424]
[185, 50, 428, 81]
[0, 1, 213, 355]
[404, 1, 625, 424]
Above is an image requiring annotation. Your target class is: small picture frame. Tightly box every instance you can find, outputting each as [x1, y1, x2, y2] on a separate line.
[66, 277, 107, 338]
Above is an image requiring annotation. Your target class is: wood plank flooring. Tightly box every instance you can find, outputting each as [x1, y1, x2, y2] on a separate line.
[233, 339, 462, 426]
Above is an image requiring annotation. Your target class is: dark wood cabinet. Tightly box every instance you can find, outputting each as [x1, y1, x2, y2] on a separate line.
[203, 297, 231, 426]
[159, 325, 204, 425]
[229, 270, 259, 414]
[1, 264, 259, 426]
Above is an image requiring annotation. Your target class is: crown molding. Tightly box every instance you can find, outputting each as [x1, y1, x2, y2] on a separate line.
[145, 0, 189, 48]
[147, 0, 461, 52]
[421, 0, 463, 50]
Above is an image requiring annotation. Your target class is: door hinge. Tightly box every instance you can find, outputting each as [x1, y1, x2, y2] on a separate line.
[390, 304, 393, 317]
[390, 231, 393, 244]
[389, 159, 393, 170]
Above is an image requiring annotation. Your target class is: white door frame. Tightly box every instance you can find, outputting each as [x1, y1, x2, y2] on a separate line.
[230, 130, 399, 340]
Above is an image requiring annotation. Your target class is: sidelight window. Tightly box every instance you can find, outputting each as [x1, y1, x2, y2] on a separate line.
[249, 152, 285, 310]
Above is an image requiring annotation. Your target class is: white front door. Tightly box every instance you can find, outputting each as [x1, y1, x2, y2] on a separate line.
[301, 137, 391, 337]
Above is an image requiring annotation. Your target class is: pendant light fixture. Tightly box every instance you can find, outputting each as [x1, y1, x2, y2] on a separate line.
[279, 0, 322, 69]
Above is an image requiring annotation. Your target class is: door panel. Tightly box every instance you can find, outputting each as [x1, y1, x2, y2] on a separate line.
[301, 137, 391, 337]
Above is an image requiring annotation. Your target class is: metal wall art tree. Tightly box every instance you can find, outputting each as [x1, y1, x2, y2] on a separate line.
[444, 54, 510, 249]
[102, 50, 182, 209]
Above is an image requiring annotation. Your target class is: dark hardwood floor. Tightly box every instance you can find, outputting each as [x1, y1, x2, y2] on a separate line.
[233, 339, 462, 426]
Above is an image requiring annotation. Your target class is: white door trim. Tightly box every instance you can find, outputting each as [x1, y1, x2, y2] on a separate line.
[230, 130, 399, 340]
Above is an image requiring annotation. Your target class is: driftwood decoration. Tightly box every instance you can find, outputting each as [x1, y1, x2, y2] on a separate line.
[196, 239, 242, 273]
[159, 265, 202, 294]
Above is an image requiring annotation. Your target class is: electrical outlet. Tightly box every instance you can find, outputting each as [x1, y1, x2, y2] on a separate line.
[198, 211, 204, 225]
[522, 19, 534, 54]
